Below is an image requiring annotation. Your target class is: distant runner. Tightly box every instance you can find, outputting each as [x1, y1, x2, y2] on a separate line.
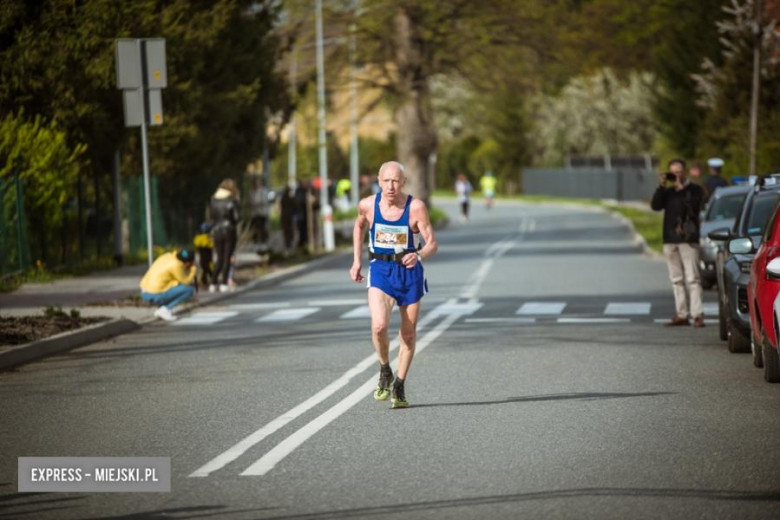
[480, 171, 497, 209]
[350, 161, 439, 408]
[455, 173, 473, 221]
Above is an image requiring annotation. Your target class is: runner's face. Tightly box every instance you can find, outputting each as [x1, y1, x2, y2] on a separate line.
[379, 169, 405, 200]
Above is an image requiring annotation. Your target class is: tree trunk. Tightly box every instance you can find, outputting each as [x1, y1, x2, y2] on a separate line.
[394, 7, 437, 205]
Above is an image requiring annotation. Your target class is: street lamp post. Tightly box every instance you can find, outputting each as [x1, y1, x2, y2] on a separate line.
[315, 0, 335, 251]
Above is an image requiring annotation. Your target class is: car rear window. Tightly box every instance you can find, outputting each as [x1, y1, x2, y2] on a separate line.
[747, 195, 779, 235]
[706, 192, 746, 221]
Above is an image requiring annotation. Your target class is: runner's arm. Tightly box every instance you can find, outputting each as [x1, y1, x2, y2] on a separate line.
[350, 197, 371, 282]
[411, 199, 438, 262]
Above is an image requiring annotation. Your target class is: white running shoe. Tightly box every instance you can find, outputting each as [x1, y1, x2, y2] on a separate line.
[154, 306, 177, 322]
[219, 284, 230, 293]
[208, 284, 217, 293]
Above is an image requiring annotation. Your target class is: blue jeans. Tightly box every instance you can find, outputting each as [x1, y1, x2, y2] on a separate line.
[140, 285, 194, 310]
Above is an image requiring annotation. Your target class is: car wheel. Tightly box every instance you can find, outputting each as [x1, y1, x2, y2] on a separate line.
[702, 278, 714, 290]
[718, 298, 727, 341]
[752, 333, 764, 368]
[762, 338, 780, 383]
[727, 320, 751, 353]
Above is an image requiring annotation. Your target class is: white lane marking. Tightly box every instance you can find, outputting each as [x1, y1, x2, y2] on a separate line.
[652, 318, 718, 324]
[604, 303, 651, 315]
[460, 259, 494, 299]
[240, 312, 461, 476]
[703, 303, 718, 315]
[517, 302, 566, 315]
[558, 318, 631, 324]
[173, 312, 238, 326]
[340, 306, 370, 319]
[431, 299, 483, 316]
[257, 308, 320, 322]
[230, 303, 291, 310]
[188, 304, 448, 478]
[465, 317, 536, 324]
[309, 299, 367, 307]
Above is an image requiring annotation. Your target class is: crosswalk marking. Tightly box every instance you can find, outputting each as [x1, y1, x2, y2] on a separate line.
[340, 306, 370, 319]
[703, 303, 718, 315]
[558, 318, 631, 324]
[604, 303, 651, 315]
[465, 318, 536, 324]
[230, 303, 290, 310]
[517, 302, 566, 315]
[257, 308, 320, 322]
[174, 311, 238, 326]
[431, 300, 483, 316]
[309, 299, 367, 307]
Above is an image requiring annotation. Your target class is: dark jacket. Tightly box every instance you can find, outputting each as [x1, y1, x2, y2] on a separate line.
[210, 191, 240, 235]
[651, 182, 705, 244]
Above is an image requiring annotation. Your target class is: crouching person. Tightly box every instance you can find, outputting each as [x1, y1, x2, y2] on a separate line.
[140, 249, 196, 322]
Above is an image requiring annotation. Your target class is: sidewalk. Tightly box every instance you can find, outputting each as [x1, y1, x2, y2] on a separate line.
[0, 251, 264, 321]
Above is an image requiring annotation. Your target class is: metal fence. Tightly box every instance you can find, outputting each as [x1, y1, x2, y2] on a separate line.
[0, 174, 31, 277]
[522, 168, 658, 201]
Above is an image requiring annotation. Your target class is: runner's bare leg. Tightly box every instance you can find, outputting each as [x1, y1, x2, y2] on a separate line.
[397, 301, 421, 380]
[368, 287, 394, 364]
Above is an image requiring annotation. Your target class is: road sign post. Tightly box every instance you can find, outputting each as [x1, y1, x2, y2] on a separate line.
[115, 38, 166, 266]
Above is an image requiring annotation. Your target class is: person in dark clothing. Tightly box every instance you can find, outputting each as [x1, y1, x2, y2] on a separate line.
[651, 158, 706, 328]
[210, 179, 241, 293]
[705, 157, 729, 195]
[280, 185, 295, 252]
[293, 181, 309, 251]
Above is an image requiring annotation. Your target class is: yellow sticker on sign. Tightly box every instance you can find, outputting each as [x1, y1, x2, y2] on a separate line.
[154, 113, 162, 123]
[154, 71, 161, 80]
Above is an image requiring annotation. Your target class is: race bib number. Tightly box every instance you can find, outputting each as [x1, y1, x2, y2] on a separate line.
[374, 223, 408, 250]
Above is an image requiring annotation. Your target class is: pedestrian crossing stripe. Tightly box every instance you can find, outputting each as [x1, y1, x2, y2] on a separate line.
[174, 312, 239, 325]
[340, 306, 370, 319]
[517, 302, 566, 315]
[257, 308, 321, 322]
[604, 303, 651, 315]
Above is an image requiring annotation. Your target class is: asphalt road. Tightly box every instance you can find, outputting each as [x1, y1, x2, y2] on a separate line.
[2, 198, 780, 520]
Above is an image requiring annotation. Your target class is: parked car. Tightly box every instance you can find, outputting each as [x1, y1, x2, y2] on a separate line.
[748, 196, 780, 380]
[710, 182, 780, 352]
[699, 186, 750, 289]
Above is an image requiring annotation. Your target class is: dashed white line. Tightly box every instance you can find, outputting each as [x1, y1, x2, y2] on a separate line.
[257, 308, 320, 322]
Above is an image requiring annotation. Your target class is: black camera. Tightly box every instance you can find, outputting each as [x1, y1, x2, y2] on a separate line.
[665, 172, 677, 181]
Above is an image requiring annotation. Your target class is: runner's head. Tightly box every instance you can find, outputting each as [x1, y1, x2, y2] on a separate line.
[378, 161, 406, 200]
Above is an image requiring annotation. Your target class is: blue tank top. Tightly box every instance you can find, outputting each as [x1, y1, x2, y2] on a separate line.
[369, 193, 416, 255]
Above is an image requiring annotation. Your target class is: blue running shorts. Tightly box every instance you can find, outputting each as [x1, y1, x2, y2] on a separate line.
[368, 260, 428, 306]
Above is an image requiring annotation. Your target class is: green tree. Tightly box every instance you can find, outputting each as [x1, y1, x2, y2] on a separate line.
[0, 112, 86, 264]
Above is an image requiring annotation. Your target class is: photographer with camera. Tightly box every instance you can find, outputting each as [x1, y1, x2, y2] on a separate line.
[651, 158, 706, 328]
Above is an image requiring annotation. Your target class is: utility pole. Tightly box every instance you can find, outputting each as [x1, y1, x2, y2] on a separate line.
[288, 47, 298, 189]
[315, 0, 335, 252]
[749, 0, 763, 177]
[349, 0, 360, 208]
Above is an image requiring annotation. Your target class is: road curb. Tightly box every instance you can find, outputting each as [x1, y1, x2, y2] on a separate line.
[0, 318, 140, 372]
[1, 251, 352, 371]
[603, 208, 664, 261]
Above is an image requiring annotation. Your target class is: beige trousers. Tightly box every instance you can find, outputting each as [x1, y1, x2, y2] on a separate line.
[663, 243, 704, 319]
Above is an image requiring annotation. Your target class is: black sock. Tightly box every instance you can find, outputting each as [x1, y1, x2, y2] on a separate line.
[394, 377, 405, 387]
[380, 362, 391, 374]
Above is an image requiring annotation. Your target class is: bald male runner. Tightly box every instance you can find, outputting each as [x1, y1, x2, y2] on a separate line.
[350, 161, 439, 408]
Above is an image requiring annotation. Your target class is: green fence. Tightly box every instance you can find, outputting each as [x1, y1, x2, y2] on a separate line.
[125, 176, 168, 254]
[0, 174, 31, 277]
